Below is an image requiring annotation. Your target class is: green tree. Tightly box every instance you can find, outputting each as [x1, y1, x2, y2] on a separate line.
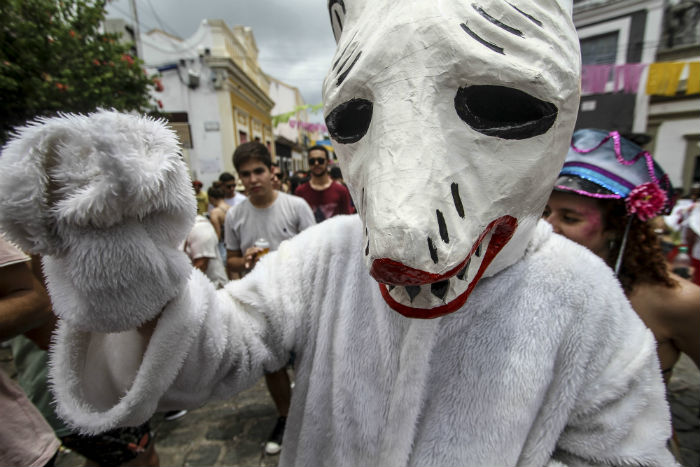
[0, 0, 158, 144]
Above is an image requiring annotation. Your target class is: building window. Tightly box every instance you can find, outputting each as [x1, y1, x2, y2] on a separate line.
[577, 16, 630, 66]
[580, 32, 619, 65]
[163, 112, 192, 149]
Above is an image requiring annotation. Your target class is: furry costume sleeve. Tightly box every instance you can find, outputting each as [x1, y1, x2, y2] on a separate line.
[0, 112, 678, 466]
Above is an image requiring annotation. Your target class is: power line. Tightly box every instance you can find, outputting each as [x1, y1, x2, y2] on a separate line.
[107, 2, 159, 37]
[144, 0, 181, 38]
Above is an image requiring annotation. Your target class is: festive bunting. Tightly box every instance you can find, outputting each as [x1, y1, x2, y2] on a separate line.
[271, 103, 324, 126]
[581, 65, 612, 93]
[612, 63, 645, 93]
[646, 62, 685, 96]
[687, 62, 700, 95]
[579, 61, 698, 96]
[288, 119, 327, 134]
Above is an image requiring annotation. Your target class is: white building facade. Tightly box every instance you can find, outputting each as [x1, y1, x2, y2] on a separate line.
[139, 20, 275, 188]
[573, 0, 700, 191]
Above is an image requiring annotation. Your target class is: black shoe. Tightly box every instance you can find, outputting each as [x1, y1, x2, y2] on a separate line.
[264, 416, 286, 455]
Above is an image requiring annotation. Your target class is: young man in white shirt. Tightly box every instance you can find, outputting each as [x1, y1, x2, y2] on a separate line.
[224, 142, 315, 455]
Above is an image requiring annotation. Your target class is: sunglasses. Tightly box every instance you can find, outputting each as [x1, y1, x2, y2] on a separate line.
[309, 158, 326, 165]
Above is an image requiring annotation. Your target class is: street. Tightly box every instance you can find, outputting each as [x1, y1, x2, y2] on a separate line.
[60, 355, 700, 466]
[1, 347, 697, 466]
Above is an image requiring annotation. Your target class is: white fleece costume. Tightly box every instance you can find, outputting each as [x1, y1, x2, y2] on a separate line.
[43, 216, 673, 467]
[0, 114, 678, 466]
[0, 123, 678, 463]
[0, 0, 678, 465]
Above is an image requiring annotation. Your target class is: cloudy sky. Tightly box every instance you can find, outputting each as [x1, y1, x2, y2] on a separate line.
[106, 0, 337, 122]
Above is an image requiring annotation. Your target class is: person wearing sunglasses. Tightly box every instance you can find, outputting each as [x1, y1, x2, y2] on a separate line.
[218, 172, 247, 208]
[294, 145, 353, 223]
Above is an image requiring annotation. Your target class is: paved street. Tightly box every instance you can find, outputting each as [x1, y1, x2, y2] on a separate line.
[61, 354, 700, 467]
[54, 376, 282, 467]
[2, 347, 698, 466]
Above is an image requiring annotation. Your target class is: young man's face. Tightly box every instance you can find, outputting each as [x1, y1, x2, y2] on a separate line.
[271, 166, 282, 191]
[308, 149, 328, 177]
[222, 178, 237, 198]
[238, 160, 274, 203]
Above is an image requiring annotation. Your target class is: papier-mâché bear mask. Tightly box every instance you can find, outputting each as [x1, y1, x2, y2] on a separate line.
[323, 0, 580, 318]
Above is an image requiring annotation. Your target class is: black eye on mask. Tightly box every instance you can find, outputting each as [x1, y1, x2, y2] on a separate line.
[325, 98, 373, 144]
[454, 85, 557, 140]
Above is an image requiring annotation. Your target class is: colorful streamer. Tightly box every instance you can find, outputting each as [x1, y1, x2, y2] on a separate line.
[581, 65, 612, 93]
[612, 63, 645, 93]
[272, 103, 324, 126]
[579, 61, 697, 96]
[645, 62, 685, 96]
[288, 119, 327, 134]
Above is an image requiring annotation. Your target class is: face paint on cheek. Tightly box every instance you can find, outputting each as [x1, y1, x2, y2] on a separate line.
[580, 208, 603, 237]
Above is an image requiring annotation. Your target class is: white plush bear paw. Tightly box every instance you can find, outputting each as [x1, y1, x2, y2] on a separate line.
[0, 110, 196, 331]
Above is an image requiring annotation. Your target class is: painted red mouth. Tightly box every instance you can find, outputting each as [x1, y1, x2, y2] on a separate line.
[373, 216, 517, 319]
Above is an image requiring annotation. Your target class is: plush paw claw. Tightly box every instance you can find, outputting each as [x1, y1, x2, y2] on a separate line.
[0, 110, 196, 331]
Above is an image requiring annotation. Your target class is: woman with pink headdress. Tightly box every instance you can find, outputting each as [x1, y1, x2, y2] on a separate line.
[544, 129, 699, 457]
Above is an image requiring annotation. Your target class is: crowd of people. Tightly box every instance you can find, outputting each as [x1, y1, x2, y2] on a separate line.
[174, 131, 700, 464]
[2, 127, 698, 465]
[2, 0, 699, 462]
[181, 142, 355, 457]
[0, 139, 357, 466]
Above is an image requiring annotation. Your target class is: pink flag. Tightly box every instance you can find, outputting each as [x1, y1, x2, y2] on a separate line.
[582, 65, 612, 93]
[613, 63, 646, 93]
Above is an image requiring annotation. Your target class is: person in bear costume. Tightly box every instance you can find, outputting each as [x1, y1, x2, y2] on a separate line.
[0, 0, 678, 465]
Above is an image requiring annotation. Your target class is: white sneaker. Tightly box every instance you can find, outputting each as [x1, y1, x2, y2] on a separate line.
[265, 440, 282, 455]
[163, 410, 188, 421]
[264, 416, 286, 455]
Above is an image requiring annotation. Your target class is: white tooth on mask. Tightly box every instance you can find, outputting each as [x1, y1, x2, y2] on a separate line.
[386, 229, 496, 309]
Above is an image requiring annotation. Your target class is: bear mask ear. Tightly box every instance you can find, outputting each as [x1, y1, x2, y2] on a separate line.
[328, 0, 346, 43]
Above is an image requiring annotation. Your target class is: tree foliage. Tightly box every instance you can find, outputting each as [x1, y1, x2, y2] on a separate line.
[0, 0, 158, 144]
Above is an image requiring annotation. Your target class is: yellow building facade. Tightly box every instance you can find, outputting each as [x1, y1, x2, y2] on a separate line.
[205, 21, 276, 169]
[141, 20, 276, 186]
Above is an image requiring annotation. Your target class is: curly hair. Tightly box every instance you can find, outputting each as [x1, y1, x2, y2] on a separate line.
[600, 199, 676, 294]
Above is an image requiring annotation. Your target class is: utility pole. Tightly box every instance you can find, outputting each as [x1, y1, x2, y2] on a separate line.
[129, 0, 142, 58]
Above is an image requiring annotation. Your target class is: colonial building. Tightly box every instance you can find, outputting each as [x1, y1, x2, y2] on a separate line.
[137, 20, 276, 188]
[647, 1, 700, 190]
[573, 0, 664, 133]
[267, 76, 311, 175]
[572, 0, 700, 191]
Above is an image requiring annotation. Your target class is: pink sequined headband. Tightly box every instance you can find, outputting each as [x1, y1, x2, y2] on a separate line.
[560, 130, 672, 222]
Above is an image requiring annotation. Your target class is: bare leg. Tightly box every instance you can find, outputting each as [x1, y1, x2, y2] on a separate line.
[265, 369, 291, 416]
[264, 369, 291, 455]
